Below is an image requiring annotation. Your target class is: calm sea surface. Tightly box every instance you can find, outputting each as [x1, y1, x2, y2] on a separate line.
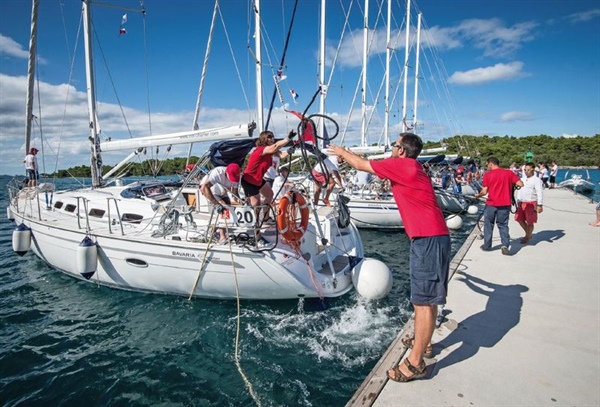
[1, 170, 597, 406]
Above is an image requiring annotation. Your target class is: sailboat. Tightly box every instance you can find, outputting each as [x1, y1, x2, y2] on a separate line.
[7, 0, 368, 300]
[320, 0, 467, 229]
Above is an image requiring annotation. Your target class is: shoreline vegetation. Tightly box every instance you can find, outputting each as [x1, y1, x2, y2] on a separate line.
[12, 134, 600, 178]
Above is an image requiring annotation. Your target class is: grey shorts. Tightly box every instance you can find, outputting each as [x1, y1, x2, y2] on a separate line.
[409, 235, 451, 305]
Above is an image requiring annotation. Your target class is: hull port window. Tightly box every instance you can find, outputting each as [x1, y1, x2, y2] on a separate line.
[125, 258, 148, 268]
[121, 213, 143, 224]
[89, 208, 105, 218]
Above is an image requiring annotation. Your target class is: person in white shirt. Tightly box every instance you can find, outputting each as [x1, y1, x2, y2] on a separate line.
[200, 163, 240, 243]
[271, 167, 294, 203]
[311, 155, 344, 206]
[263, 155, 279, 187]
[549, 161, 558, 189]
[24, 147, 39, 187]
[353, 170, 372, 188]
[514, 162, 544, 244]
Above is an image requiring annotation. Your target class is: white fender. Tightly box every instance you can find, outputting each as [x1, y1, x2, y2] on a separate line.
[467, 205, 479, 215]
[446, 214, 463, 230]
[7, 206, 14, 221]
[77, 237, 98, 280]
[12, 223, 31, 256]
[352, 258, 393, 300]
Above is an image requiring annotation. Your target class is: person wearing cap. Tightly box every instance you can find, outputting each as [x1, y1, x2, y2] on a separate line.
[200, 163, 241, 243]
[24, 147, 39, 187]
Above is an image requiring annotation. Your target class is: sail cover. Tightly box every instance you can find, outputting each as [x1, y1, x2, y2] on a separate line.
[208, 139, 256, 167]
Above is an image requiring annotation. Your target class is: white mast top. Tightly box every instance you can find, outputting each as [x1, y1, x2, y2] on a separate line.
[361, 0, 369, 147]
[413, 12, 422, 132]
[254, 0, 264, 132]
[25, 0, 39, 154]
[384, 0, 391, 146]
[401, 0, 411, 133]
[82, 0, 103, 188]
[318, 0, 326, 148]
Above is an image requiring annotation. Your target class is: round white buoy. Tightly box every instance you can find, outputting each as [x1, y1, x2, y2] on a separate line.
[12, 223, 31, 256]
[446, 214, 463, 230]
[7, 206, 14, 221]
[352, 258, 393, 300]
[467, 205, 479, 215]
[77, 236, 98, 280]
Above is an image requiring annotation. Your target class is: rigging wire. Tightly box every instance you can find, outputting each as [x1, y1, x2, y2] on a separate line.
[264, 0, 299, 130]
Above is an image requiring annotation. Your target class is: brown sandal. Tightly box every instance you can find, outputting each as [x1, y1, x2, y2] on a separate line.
[387, 358, 427, 382]
[401, 335, 434, 358]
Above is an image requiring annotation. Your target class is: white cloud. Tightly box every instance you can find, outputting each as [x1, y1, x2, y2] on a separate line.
[330, 16, 538, 67]
[448, 61, 529, 85]
[566, 9, 600, 23]
[499, 111, 535, 123]
[0, 34, 46, 64]
[451, 19, 537, 58]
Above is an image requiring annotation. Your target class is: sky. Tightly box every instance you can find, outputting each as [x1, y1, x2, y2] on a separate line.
[0, 0, 598, 176]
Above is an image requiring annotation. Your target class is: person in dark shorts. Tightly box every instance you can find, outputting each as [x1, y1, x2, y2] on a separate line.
[241, 130, 295, 238]
[475, 157, 524, 255]
[329, 133, 450, 383]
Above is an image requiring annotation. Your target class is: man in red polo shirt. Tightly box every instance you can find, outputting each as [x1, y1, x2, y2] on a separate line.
[329, 133, 450, 383]
[475, 157, 524, 255]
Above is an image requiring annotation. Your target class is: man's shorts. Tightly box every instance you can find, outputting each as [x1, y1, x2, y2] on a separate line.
[311, 170, 327, 185]
[241, 177, 265, 198]
[514, 201, 538, 224]
[409, 235, 451, 305]
[26, 169, 38, 180]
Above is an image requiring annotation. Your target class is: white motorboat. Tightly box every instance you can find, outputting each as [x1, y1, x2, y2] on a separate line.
[7, 0, 366, 300]
[558, 172, 595, 194]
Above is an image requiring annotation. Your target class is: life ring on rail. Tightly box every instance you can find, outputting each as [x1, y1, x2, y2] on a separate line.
[277, 191, 309, 242]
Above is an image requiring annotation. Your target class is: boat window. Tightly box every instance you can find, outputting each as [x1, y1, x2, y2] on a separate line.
[121, 213, 144, 224]
[54, 201, 64, 209]
[65, 204, 76, 212]
[143, 185, 167, 198]
[125, 258, 148, 268]
[89, 208, 105, 218]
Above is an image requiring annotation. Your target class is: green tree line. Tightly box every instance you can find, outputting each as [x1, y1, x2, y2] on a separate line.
[52, 134, 599, 178]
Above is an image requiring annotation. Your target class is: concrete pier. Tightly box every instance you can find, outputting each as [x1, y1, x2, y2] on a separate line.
[347, 188, 599, 406]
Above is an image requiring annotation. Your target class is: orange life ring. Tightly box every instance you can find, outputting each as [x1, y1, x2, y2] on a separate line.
[277, 191, 310, 242]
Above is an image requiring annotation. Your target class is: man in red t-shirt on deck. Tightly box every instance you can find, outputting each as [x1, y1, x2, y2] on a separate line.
[330, 133, 450, 383]
[475, 157, 523, 255]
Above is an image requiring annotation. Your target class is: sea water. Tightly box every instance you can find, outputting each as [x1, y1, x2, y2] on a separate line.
[0, 171, 596, 406]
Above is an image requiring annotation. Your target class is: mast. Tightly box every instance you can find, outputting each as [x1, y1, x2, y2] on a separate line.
[25, 0, 39, 154]
[186, 0, 220, 166]
[413, 12, 422, 132]
[254, 0, 264, 131]
[361, 0, 369, 147]
[384, 0, 391, 146]
[318, 0, 326, 148]
[401, 0, 411, 133]
[82, 0, 103, 188]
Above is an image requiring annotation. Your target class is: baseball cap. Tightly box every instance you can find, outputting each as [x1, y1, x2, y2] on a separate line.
[225, 163, 241, 183]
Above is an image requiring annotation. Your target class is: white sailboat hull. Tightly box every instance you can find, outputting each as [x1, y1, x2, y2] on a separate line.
[8, 184, 361, 300]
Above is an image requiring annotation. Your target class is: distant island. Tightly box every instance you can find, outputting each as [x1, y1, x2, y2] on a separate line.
[46, 134, 600, 178]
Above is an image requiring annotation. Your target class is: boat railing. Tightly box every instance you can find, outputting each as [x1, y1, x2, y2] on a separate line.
[106, 197, 125, 235]
[75, 196, 92, 233]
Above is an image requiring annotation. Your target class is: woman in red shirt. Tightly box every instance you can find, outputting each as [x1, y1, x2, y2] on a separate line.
[241, 130, 295, 224]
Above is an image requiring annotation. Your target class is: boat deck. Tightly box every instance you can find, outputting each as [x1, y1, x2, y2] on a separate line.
[347, 188, 599, 406]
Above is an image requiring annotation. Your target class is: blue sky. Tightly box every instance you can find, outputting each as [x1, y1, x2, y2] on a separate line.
[0, 0, 598, 176]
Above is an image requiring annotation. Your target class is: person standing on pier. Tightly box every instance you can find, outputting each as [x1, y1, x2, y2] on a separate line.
[549, 160, 558, 189]
[515, 162, 544, 244]
[475, 157, 524, 255]
[329, 133, 450, 383]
